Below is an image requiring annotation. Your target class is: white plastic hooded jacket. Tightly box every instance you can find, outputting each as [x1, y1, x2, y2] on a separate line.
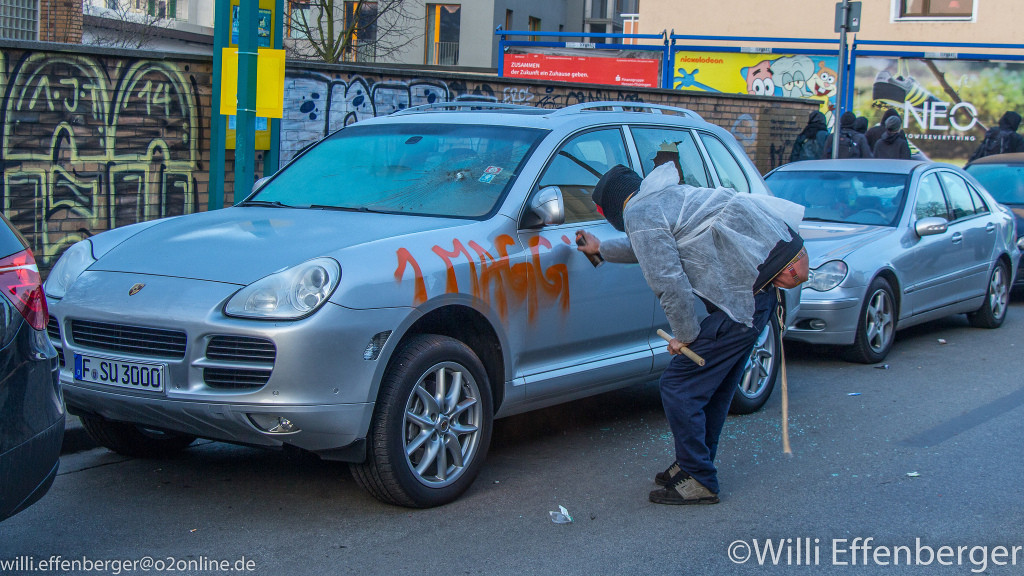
[599, 163, 805, 343]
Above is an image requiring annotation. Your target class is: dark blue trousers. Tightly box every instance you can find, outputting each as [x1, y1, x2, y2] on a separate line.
[659, 290, 778, 494]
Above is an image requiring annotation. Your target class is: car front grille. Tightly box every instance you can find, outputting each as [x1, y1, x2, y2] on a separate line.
[206, 336, 276, 364]
[47, 317, 64, 368]
[47, 317, 60, 342]
[202, 368, 272, 390]
[69, 320, 187, 359]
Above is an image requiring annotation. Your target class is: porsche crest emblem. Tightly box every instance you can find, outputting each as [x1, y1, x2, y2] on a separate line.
[128, 283, 146, 296]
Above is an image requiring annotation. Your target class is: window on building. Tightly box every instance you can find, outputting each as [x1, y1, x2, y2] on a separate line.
[345, 1, 378, 61]
[528, 16, 540, 41]
[900, 0, 974, 18]
[505, 9, 512, 31]
[426, 4, 460, 66]
[0, 0, 37, 39]
[288, 1, 311, 39]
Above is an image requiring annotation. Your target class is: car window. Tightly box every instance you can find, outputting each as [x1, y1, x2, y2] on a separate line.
[252, 123, 546, 219]
[967, 184, 990, 214]
[916, 173, 950, 220]
[965, 163, 1024, 204]
[0, 214, 27, 260]
[630, 127, 709, 187]
[537, 128, 631, 224]
[698, 133, 750, 193]
[765, 170, 907, 226]
[938, 172, 977, 221]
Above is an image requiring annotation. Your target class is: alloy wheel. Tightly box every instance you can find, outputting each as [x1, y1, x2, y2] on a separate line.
[989, 265, 1008, 321]
[739, 322, 775, 399]
[864, 289, 894, 353]
[403, 362, 483, 488]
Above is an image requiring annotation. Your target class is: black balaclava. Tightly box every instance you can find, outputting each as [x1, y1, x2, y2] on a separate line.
[854, 116, 869, 134]
[593, 165, 642, 232]
[840, 111, 857, 130]
[999, 111, 1022, 133]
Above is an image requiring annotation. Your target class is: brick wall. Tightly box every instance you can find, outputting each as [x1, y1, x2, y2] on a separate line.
[39, 0, 83, 43]
[280, 61, 819, 175]
[0, 42, 816, 272]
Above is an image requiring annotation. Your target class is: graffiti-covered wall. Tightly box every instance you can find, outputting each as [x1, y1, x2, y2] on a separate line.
[0, 42, 817, 272]
[279, 61, 819, 174]
[0, 43, 212, 270]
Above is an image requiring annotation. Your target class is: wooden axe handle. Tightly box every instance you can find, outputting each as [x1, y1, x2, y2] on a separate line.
[656, 329, 706, 366]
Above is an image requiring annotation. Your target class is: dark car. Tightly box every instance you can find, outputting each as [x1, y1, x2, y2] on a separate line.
[965, 153, 1024, 288]
[0, 215, 62, 521]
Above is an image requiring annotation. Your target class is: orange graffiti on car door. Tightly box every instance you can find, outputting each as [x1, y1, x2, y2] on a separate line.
[394, 234, 570, 322]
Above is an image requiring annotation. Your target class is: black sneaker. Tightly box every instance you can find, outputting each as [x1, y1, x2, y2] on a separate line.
[654, 463, 681, 486]
[649, 473, 719, 505]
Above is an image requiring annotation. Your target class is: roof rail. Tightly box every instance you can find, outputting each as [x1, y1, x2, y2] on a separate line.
[548, 102, 701, 119]
[391, 102, 547, 115]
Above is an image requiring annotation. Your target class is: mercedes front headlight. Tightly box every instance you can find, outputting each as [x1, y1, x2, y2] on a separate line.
[44, 240, 96, 299]
[225, 258, 341, 319]
[806, 260, 848, 292]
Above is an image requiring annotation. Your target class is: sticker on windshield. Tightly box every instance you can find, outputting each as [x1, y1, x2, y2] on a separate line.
[484, 166, 503, 175]
[479, 174, 496, 184]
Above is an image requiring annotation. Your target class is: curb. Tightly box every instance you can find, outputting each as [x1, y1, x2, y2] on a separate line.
[61, 415, 98, 455]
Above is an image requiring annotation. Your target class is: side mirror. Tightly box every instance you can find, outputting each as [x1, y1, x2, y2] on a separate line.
[915, 216, 948, 237]
[252, 176, 271, 194]
[523, 186, 565, 228]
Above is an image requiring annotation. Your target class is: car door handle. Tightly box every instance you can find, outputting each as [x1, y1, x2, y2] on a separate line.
[951, 232, 963, 243]
[986, 222, 996, 233]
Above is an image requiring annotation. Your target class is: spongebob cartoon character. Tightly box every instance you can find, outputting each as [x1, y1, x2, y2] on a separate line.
[743, 60, 776, 96]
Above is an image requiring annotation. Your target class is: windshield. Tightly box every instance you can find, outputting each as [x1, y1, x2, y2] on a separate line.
[765, 171, 909, 226]
[251, 123, 547, 218]
[965, 164, 1024, 205]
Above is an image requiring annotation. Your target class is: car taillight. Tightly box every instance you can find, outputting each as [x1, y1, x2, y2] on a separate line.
[0, 249, 48, 331]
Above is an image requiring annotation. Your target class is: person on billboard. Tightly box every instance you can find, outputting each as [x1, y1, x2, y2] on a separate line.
[866, 108, 902, 150]
[789, 111, 829, 163]
[969, 111, 1024, 162]
[822, 112, 873, 159]
[873, 115, 912, 160]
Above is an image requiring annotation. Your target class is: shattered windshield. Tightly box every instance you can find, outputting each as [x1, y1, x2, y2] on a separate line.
[251, 123, 547, 218]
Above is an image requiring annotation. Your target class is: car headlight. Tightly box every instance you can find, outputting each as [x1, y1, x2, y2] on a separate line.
[806, 260, 848, 292]
[44, 240, 96, 299]
[225, 258, 341, 319]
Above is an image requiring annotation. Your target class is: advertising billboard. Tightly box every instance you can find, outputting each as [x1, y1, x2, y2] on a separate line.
[672, 51, 840, 128]
[503, 53, 661, 88]
[852, 57, 1024, 165]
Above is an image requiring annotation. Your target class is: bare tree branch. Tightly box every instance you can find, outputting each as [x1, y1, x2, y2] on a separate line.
[83, 0, 167, 50]
[285, 0, 421, 64]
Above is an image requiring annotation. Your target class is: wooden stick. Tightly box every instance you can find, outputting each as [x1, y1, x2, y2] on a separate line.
[656, 329, 706, 366]
[780, 336, 792, 455]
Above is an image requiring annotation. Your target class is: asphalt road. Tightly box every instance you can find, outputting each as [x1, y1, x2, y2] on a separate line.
[4, 301, 1024, 575]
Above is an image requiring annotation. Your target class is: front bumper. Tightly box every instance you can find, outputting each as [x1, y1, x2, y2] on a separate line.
[784, 287, 864, 345]
[49, 271, 410, 459]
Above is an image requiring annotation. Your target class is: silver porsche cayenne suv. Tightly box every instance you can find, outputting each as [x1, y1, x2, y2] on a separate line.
[45, 102, 798, 507]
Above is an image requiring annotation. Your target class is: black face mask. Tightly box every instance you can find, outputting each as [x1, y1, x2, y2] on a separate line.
[593, 165, 642, 232]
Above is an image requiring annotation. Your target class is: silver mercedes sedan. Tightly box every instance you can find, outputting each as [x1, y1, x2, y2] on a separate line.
[766, 159, 1019, 363]
[44, 102, 797, 508]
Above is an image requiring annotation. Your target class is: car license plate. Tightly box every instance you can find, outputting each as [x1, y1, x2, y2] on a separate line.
[74, 353, 165, 392]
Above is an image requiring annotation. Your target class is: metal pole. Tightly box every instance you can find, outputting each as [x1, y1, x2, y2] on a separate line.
[832, 0, 849, 159]
[209, 0, 230, 210]
[234, 0, 259, 201]
[264, 0, 284, 178]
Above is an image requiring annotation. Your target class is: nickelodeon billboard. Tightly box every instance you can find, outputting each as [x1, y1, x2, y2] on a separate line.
[673, 51, 840, 128]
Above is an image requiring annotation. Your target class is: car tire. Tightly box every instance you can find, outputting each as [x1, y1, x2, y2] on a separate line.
[968, 261, 1010, 329]
[79, 416, 196, 458]
[843, 277, 897, 364]
[729, 313, 781, 415]
[351, 335, 493, 508]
